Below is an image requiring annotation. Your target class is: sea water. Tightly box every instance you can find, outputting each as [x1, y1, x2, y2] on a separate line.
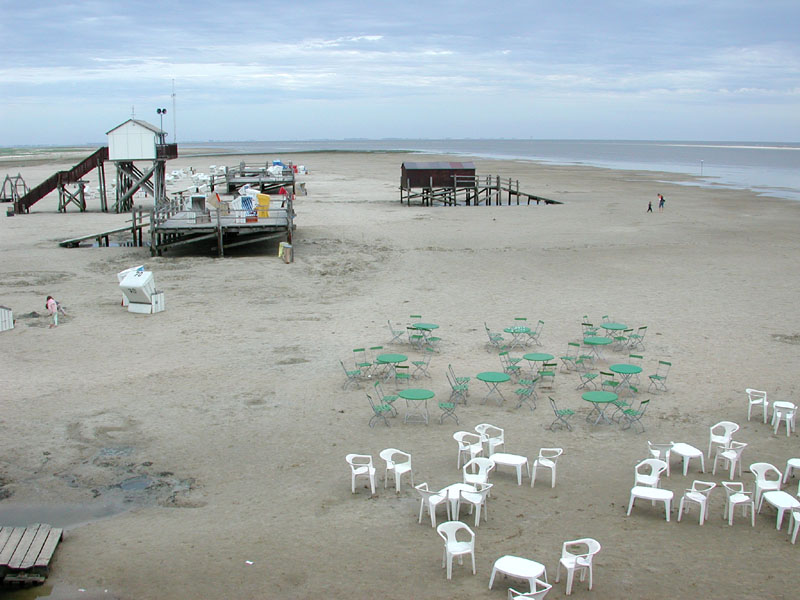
[183, 139, 800, 202]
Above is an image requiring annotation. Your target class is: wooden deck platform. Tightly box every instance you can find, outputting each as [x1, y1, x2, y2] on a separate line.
[0, 523, 63, 585]
[151, 202, 294, 257]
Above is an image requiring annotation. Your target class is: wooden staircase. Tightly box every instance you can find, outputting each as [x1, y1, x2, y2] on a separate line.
[15, 146, 108, 213]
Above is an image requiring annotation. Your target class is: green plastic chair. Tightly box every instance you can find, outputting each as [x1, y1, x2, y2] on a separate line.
[340, 360, 362, 390]
[628, 326, 648, 350]
[353, 348, 372, 376]
[367, 394, 392, 427]
[576, 370, 599, 390]
[648, 361, 671, 392]
[514, 377, 539, 410]
[539, 362, 557, 390]
[621, 399, 650, 433]
[412, 347, 435, 379]
[600, 371, 619, 393]
[407, 327, 425, 350]
[387, 320, 405, 344]
[484, 322, 505, 352]
[394, 364, 411, 389]
[527, 320, 545, 346]
[499, 351, 523, 380]
[448, 364, 471, 388]
[373, 380, 398, 416]
[438, 401, 458, 424]
[446, 370, 469, 405]
[548, 396, 575, 431]
[560, 342, 581, 372]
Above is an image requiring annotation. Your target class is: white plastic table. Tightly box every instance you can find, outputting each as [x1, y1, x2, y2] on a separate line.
[439, 482, 477, 520]
[489, 453, 529, 485]
[627, 486, 674, 521]
[761, 490, 800, 530]
[670, 442, 705, 476]
[489, 555, 548, 592]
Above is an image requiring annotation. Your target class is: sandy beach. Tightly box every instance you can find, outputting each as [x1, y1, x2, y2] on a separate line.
[2, 149, 799, 599]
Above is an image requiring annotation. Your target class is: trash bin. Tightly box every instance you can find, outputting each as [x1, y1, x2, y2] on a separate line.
[278, 242, 293, 263]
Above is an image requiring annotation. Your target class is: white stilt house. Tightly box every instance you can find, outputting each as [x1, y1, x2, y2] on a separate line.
[106, 119, 178, 212]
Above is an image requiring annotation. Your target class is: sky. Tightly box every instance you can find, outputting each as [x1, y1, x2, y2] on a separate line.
[1, 0, 798, 145]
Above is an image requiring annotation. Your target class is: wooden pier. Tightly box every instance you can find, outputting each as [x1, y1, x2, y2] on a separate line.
[0, 523, 63, 585]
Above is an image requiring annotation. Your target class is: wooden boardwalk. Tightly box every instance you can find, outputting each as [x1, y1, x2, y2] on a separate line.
[0, 523, 63, 584]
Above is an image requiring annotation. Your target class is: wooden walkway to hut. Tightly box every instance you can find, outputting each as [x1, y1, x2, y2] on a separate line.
[400, 172, 560, 207]
[0, 523, 63, 585]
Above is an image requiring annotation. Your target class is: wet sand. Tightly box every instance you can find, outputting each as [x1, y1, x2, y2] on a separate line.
[1, 149, 799, 599]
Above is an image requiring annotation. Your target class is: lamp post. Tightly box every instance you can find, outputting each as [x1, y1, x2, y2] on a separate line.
[156, 108, 167, 139]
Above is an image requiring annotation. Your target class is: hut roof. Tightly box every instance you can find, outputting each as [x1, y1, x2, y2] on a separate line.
[402, 161, 475, 170]
[106, 119, 164, 135]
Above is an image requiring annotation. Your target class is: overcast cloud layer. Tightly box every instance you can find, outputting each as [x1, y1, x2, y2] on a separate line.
[1, 0, 798, 145]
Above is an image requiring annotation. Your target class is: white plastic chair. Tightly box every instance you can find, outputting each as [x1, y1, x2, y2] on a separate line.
[463, 457, 496, 488]
[745, 388, 768, 423]
[415, 482, 448, 528]
[712, 440, 747, 479]
[789, 508, 800, 544]
[772, 402, 797, 436]
[379, 448, 414, 493]
[677, 480, 716, 525]
[634, 458, 668, 488]
[436, 521, 476, 580]
[721, 481, 755, 527]
[457, 482, 492, 527]
[508, 581, 552, 600]
[453, 431, 484, 469]
[475, 423, 505, 455]
[555, 538, 601, 596]
[648, 442, 673, 477]
[750, 462, 783, 510]
[783, 457, 800, 485]
[345, 453, 375, 495]
[531, 448, 563, 488]
[708, 421, 739, 459]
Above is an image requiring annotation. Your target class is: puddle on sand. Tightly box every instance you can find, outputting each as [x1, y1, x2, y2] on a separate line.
[0, 501, 130, 530]
[118, 475, 152, 491]
[4, 583, 119, 599]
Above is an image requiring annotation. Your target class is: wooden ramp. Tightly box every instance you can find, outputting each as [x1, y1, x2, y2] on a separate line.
[0, 523, 63, 585]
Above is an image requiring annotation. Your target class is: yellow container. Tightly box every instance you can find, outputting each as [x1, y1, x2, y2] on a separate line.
[256, 193, 270, 218]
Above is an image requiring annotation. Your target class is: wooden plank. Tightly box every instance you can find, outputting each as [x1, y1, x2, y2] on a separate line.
[0, 527, 27, 566]
[33, 528, 62, 569]
[18, 524, 52, 569]
[8, 524, 42, 569]
[0, 527, 15, 556]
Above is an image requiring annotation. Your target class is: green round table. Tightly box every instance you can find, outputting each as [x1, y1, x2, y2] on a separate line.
[523, 353, 554, 374]
[610, 363, 643, 396]
[412, 323, 439, 331]
[583, 336, 613, 360]
[377, 353, 407, 382]
[398, 388, 434, 424]
[601, 323, 627, 332]
[477, 371, 510, 405]
[504, 326, 531, 349]
[582, 390, 618, 424]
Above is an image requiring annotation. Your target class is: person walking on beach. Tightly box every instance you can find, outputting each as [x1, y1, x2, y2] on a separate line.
[647, 200, 653, 213]
[46, 295, 58, 328]
[658, 194, 665, 212]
